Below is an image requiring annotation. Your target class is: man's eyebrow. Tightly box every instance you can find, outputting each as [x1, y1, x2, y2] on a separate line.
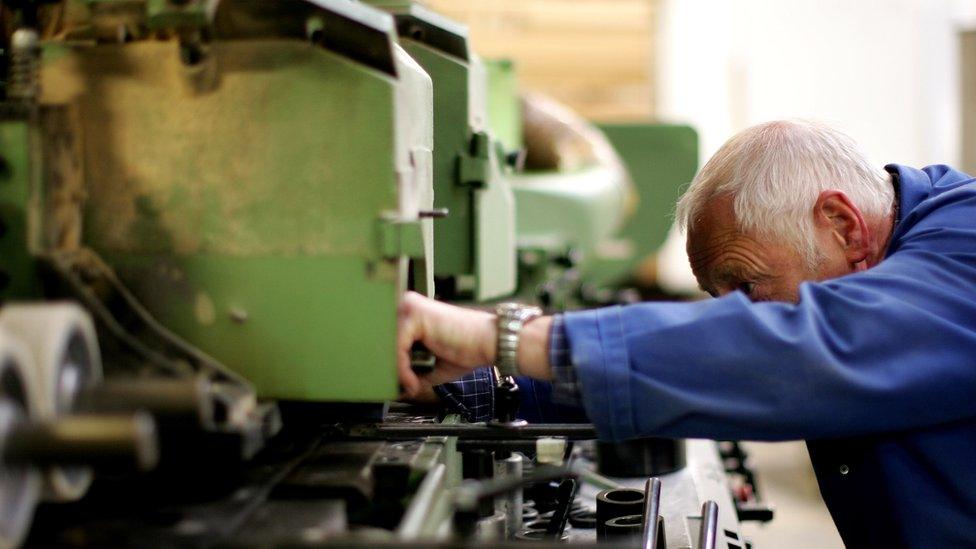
[712, 263, 750, 282]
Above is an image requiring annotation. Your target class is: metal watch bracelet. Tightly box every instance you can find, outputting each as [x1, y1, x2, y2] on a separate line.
[494, 303, 543, 377]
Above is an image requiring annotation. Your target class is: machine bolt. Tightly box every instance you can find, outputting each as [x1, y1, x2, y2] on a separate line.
[228, 308, 248, 324]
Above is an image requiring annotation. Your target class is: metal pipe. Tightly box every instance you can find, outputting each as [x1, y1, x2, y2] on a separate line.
[697, 500, 719, 549]
[640, 478, 662, 549]
[3, 412, 158, 472]
[502, 454, 523, 538]
[397, 463, 446, 540]
[573, 463, 624, 491]
[348, 423, 597, 440]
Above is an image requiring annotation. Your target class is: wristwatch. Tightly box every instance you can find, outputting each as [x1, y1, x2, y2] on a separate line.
[494, 302, 543, 377]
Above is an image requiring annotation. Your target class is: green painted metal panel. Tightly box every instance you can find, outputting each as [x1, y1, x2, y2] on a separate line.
[484, 58, 522, 152]
[107, 254, 400, 401]
[585, 123, 699, 285]
[42, 38, 414, 401]
[0, 120, 41, 301]
[401, 41, 475, 280]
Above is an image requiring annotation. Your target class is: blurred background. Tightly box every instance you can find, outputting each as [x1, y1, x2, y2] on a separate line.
[426, 1, 976, 546]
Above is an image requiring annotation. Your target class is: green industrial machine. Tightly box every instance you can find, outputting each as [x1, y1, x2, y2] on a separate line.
[367, 1, 517, 302]
[0, 3, 764, 547]
[483, 59, 699, 309]
[6, 0, 437, 402]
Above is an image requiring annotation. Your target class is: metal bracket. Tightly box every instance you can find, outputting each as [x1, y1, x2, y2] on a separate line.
[379, 219, 425, 259]
[457, 131, 491, 188]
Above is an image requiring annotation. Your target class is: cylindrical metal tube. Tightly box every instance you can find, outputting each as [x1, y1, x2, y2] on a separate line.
[502, 454, 523, 538]
[397, 463, 446, 540]
[596, 488, 644, 540]
[697, 501, 719, 549]
[80, 376, 212, 425]
[3, 412, 159, 472]
[641, 477, 662, 549]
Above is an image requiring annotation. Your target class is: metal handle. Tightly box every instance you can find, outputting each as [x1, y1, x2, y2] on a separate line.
[641, 477, 662, 549]
[697, 500, 719, 549]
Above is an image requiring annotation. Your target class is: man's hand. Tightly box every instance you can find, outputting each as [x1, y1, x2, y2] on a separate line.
[397, 292, 497, 399]
[397, 292, 555, 400]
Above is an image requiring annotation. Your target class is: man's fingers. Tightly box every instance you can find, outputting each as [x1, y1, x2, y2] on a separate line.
[398, 353, 422, 400]
[396, 302, 424, 399]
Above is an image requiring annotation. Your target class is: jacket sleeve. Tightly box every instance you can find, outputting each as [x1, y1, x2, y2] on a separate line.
[565, 188, 976, 441]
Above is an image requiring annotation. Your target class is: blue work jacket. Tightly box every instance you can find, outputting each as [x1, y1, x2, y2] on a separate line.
[546, 164, 976, 547]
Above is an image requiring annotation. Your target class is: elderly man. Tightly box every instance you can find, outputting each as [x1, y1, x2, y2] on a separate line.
[397, 120, 976, 547]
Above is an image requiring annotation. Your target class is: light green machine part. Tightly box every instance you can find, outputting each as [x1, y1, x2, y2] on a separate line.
[367, 1, 517, 302]
[37, 0, 435, 401]
[484, 59, 698, 290]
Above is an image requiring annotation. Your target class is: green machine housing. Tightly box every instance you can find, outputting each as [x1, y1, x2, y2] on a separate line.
[23, 0, 436, 402]
[368, 1, 518, 302]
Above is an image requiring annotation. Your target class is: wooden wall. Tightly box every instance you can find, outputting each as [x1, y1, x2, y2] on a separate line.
[962, 30, 976, 176]
[423, 0, 657, 121]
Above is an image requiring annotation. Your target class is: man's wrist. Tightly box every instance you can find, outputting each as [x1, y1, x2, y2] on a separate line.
[516, 315, 553, 380]
[479, 312, 498, 366]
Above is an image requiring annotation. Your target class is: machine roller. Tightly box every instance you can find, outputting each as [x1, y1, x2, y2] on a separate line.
[0, 302, 102, 502]
[0, 331, 41, 549]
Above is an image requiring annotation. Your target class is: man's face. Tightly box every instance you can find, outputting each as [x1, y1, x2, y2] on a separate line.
[687, 196, 850, 303]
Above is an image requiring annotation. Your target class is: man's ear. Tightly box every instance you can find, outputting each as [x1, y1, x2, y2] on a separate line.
[813, 190, 870, 264]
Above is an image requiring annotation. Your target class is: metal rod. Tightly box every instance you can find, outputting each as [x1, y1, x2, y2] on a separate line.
[348, 423, 597, 440]
[397, 463, 447, 540]
[502, 454, 523, 539]
[3, 412, 158, 472]
[640, 478, 662, 549]
[455, 465, 577, 510]
[574, 463, 625, 491]
[80, 377, 212, 424]
[697, 500, 719, 549]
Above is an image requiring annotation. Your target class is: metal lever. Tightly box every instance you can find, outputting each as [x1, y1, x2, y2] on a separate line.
[489, 372, 527, 428]
[544, 478, 577, 539]
[3, 412, 159, 472]
[697, 500, 719, 549]
[641, 477, 662, 549]
[418, 208, 449, 219]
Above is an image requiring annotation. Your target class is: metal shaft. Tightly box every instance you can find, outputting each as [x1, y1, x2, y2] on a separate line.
[640, 477, 662, 549]
[80, 377, 211, 424]
[3, 412, 159, 472]
[349, 422, 597, 440]
[697, 500, 719, 549]
[397, 463, 446, 540]
[502, 454, 523, 538]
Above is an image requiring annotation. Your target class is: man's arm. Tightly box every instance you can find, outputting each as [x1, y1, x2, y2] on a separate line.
[399, 186, 976, 441]
[396, 293, 553, 398]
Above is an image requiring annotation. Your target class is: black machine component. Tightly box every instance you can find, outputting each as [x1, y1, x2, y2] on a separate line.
[596, 488, 645, 540]
[597, 438, 686, 478]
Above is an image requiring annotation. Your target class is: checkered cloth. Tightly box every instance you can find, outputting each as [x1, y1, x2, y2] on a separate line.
[433, 365, 496, 422]
[548, 315, 583, 405]
[434, 314, 581, 421]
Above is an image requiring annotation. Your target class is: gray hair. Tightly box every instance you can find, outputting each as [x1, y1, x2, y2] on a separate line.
[675, 120, 894, 267]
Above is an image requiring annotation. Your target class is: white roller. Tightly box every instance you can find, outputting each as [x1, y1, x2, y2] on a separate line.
[0, 329, 41, 549]
[0, 303, 102, 502]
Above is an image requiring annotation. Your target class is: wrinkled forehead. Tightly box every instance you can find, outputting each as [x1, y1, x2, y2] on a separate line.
[685, 195, 738, 251]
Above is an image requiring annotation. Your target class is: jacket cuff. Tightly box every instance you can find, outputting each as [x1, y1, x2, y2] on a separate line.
[562, 306, 636, 440]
